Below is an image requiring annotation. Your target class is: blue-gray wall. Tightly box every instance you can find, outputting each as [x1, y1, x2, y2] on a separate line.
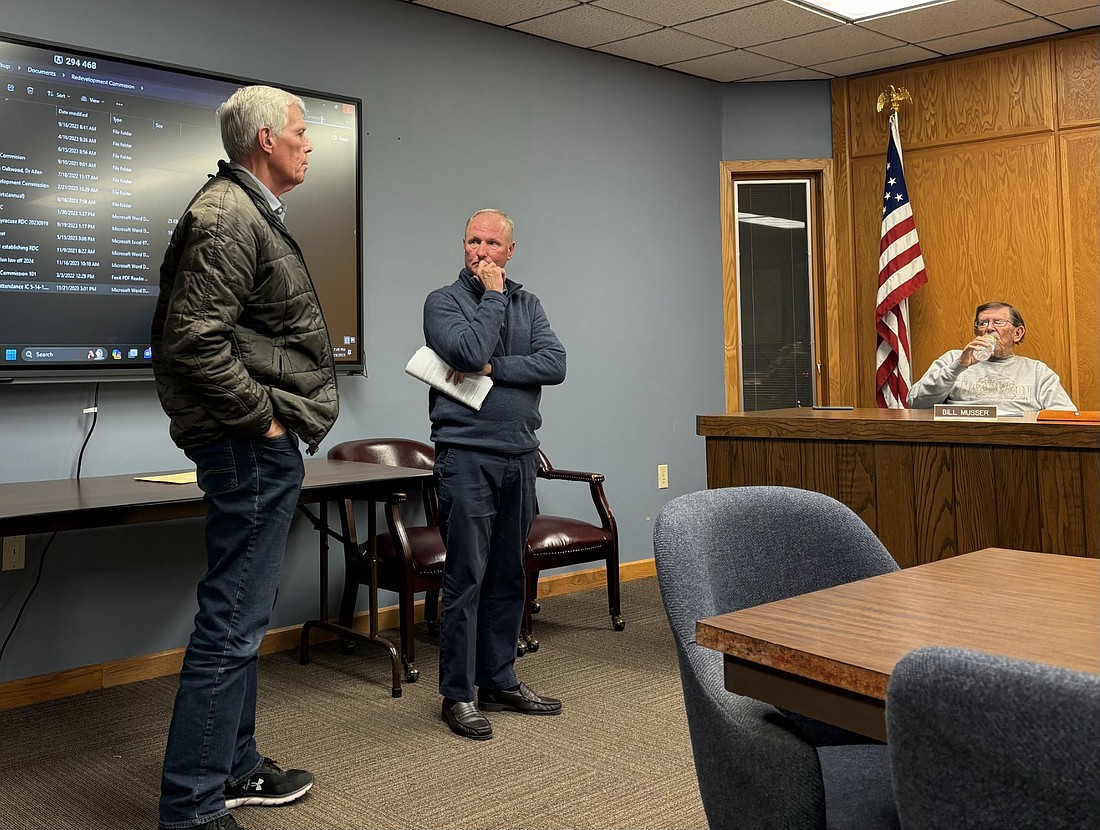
[721, 81, 834, 159]
[0, 0, 831, 681]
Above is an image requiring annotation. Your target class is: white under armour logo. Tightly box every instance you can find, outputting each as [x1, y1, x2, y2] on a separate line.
[247, 777, 264, 791]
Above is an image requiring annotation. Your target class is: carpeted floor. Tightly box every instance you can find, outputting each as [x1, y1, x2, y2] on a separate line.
[0, 577, 707, 830]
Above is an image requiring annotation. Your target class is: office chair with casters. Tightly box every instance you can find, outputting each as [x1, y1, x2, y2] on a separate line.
[887, 645, 1100, 830]
[653, 486, 900, 830]
[520, 449, 622, 653]
[327, 438, 444, 683]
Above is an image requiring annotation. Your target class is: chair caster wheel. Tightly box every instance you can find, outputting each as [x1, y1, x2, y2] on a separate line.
[404, 665, 420, 683]
[532, 600, 542, 615]
[525, 637, 540, 653]
[612, 616, 625, 631]
[516, 639, 527, 657]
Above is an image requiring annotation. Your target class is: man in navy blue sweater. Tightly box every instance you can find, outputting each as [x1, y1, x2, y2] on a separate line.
[423, 209, 567, 740]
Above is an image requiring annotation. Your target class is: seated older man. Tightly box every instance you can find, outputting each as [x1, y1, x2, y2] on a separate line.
[907, 301, 1075, 413]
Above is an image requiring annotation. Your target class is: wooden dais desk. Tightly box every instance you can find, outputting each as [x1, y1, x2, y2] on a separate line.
[698, 408, 1100, 568]
[696, 548, 1100, 741]
[0, 459, 432, 697]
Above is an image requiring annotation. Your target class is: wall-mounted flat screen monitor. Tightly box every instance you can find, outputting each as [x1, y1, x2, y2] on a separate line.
[0, 32, 363, 383]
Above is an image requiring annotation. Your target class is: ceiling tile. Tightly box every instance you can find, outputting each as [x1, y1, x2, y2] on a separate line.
[405, 0, 1099, 82]
[1008, 0, 1097, 13]
[668, 49, 798, 82]
[861, 0, 1033, 42]
[590, 0, 760, 27]
[676, 1, 842, 48]
[746, 66, 836, 81]
[510, 3, 660, 48]
[1049, 8, 1100, 27]
[809, 44, 943, 77]
[594, 27, 731, 64]
[752, 23, 904, 65]
[919, 18, 1067, 55]
[412, 0, 580, 27]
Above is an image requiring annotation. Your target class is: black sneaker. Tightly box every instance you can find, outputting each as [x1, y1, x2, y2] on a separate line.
[224, 757, 313, 808]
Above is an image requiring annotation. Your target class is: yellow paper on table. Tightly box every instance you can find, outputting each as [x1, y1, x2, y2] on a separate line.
[135, 471, 198, 485]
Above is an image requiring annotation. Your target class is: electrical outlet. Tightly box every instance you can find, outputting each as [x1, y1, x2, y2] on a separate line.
[657, 464, 669, 490]
[2, 536, 26, 571]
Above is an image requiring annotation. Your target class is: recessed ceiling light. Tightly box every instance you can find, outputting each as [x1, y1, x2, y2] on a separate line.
[794, 0, 955, 22]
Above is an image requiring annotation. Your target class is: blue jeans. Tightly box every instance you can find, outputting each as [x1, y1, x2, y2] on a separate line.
[158, 433, 304, 829]
[434, 446, 538, 703]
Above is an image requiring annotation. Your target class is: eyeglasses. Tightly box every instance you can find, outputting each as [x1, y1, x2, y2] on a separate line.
[975, 319, 1014, 330]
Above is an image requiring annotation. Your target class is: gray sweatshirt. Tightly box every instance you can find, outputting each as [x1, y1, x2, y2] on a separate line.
[907, 351, 1075, 413]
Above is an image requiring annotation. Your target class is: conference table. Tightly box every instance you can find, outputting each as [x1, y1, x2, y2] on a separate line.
[0, 458, 433, 698]
[695, 548, 1100, 741]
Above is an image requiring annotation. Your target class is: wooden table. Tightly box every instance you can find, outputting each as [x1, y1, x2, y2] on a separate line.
[696, 548, 1100, 741]
[698, 408, 1100, 568]
[0, 459, 431, 536]
[0, 459, 433, 697]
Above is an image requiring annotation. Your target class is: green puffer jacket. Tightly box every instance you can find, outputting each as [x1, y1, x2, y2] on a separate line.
[151, 163, 338, 454]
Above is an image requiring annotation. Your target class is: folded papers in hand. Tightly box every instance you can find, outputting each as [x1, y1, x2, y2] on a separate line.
[405, 346, 492, 411]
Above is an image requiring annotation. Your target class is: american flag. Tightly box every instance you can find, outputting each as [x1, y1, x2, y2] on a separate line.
[875, 110, 928, 408]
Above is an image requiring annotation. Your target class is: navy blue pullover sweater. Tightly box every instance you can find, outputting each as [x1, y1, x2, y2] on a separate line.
[423, 268, 566, 453]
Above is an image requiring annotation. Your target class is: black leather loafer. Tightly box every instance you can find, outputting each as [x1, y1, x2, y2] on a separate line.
[478, 682, 562, 715]
[442, 700, 493, 740]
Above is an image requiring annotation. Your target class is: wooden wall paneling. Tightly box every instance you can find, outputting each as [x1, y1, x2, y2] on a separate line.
[994, 447, 1043, 553]
[706, 439, 738, 489]
[911, 442, 956, 563]
[1082, 451, 1100, 557]
[846, 41, 1055, 159]
[829, 79, 861, 406]
[872, 442, 917, 568]
[921, 136, 1065, 378]
[835, 441, 877, 530]
[849, 157, 884, 406]
[852, 136, 1069, 384]
[738, 439, 775, 485]
[766, 438, 803, 487]
[1035, 447, 1086, 555]
[830, 34, 1098, 410]
[1061, 130, 1100, 408]
[801, 439, 839, 498]
[1055, 33, 1100, 128]
[814, 161, 843, 404]
[953, 444, 1002, 555]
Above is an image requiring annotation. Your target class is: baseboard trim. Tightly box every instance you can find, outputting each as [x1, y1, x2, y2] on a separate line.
[0, 559, 656, 710]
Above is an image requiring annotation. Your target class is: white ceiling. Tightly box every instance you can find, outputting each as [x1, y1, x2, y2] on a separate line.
[401, 0, 1099, 82]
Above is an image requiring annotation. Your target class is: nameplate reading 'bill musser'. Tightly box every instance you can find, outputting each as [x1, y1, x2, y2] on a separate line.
[933, 404, 998, 421]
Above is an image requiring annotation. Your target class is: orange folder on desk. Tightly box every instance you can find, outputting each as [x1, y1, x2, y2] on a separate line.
[1036, 410, 1100, 422]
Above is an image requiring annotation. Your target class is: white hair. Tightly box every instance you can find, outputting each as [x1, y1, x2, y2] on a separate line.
[217, 85, 306, 162]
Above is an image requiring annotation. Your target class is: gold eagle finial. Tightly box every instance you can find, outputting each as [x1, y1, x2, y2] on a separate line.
[876, 85, 913, 114]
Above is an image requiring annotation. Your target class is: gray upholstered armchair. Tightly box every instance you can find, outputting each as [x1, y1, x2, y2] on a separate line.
[653, 486, 900, 830]
[887, 645, 1100, 830]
